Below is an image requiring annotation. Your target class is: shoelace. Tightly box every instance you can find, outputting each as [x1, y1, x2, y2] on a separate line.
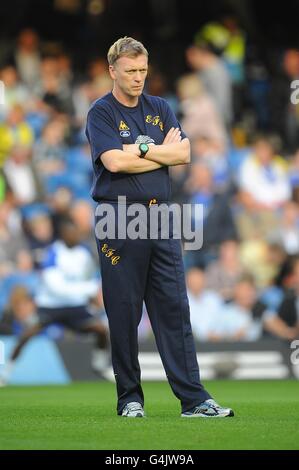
[193, 401, 220, 415]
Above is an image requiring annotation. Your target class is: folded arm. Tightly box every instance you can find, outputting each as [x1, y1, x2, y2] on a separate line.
[100, 128, 189, 174]
[145, 138, 191, 166]
[124, 128, 190, 167]
[100, 149, 163, 174]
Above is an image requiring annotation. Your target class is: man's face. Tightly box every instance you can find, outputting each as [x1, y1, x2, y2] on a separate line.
[109, 54, 148, 99]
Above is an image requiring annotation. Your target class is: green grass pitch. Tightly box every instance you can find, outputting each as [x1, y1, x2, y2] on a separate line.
[0, 380, 298, 450]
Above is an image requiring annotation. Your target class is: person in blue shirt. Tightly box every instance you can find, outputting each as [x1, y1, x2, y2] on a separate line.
[86, 37, 234, 419]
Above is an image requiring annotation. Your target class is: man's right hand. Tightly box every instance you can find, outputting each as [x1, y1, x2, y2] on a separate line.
[163, 127, 182, 145]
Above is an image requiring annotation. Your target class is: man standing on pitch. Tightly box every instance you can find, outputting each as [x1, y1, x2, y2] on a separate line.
[86, 37, 234, 418]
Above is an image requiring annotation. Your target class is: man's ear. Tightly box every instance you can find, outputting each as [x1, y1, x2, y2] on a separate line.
[109, 65, 116, 80]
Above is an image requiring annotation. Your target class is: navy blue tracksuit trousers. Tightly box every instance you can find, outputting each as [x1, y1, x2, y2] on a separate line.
[95, 203, 211, 415]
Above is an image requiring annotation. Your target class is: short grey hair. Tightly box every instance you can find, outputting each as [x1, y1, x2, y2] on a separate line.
[107, 37, 148, 66]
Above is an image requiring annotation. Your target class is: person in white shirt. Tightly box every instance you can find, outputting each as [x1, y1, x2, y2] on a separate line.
[186, 267, 225, 341]
[239, 135, 291, 210]
[0, 217, 109, 386]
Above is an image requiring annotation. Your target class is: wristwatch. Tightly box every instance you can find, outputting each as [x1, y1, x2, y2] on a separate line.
[139, 143, 149, 158]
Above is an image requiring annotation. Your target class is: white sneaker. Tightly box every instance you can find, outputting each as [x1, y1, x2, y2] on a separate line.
[181, 399, 234, 418]
[121, 402, 145, 418]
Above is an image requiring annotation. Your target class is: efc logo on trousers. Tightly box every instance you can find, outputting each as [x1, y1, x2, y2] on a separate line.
[101, 244, 121, 266]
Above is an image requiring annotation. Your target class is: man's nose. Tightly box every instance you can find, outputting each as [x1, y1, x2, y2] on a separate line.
[134, 72, 142, 82]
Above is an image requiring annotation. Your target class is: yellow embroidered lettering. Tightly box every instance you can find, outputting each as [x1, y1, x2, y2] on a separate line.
[106, 249, 115, 258]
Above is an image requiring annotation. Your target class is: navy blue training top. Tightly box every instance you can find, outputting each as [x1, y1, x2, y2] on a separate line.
[85, 92, 186, 203]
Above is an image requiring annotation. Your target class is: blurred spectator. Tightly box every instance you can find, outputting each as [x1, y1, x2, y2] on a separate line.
[176, 73, 227, 150]
[240, 240, 287, 290]
[186, 267, 224, 341]
[13, 29, 41, 91]
[186, 41, 233, 127]
[194, 15, 246, 121]
[237, 135, 291, 240]
[0, 286, 38, 335]
[87, 57, 107, 81]
[0, 248, 39, 318]
[247, 51, 270, 131]
[0, 201, 29, 278]
[185, 163, 238, 268]
[3, 145, 41, 205]
[35, 56, 74, 115]
[146, 67, 178, 111]
[0, 104, 34, 167]
[57, 53, 74, 87]
[194, 16, 246, 86]
[268, 201, 299, 255]
[33, 118, 67, 181]
[23, 208, 54, 268]
[0, 218, 109, 385]
[239, 135, 291, 210]
[70, 200, 98, 258]
[215, 276, 262, 341]
[35, 217, 99, 308]
[215, 276, 272, 341]
[270, 49, 299, 152]
[191, 136, 230, 190]
[205, 239, 244, 302]
[73, 75, 112, 130]
[147, 68, 168, 97]
[48, 186, 73, 237]
[0, 65, 30, 115]
[169, 164, 189, 204]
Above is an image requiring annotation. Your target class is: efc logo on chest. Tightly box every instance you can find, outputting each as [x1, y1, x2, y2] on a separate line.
[119, 121, 131, 138]
[146, 115, 164, 132]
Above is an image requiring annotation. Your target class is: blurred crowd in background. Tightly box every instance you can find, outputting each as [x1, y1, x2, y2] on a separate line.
[1, 2, 299, 345]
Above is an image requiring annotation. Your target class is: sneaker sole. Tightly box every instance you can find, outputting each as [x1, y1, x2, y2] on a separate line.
[181, 409, 234, 418]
